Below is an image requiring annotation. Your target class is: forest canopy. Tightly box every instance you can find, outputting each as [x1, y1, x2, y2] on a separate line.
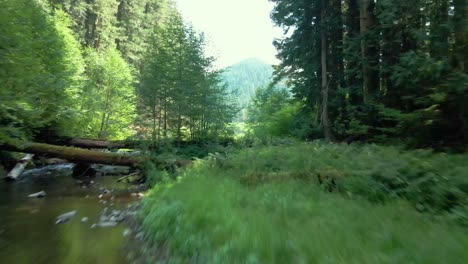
[264, 0, 467, 150]
[0, 0, 236, 145]
[0, 0, 466, 151]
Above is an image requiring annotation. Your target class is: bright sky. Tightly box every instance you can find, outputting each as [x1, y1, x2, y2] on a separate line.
[175, 0, 283, 69]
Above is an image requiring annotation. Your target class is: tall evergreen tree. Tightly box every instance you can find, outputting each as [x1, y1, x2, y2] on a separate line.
[0, 0, 85, 141]
[270, 0, 467, 148]
[138, 12, 236, 144]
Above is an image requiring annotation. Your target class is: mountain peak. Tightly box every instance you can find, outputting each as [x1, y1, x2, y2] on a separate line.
[222, 58, 274, 108]
[227, 57, 271, 69]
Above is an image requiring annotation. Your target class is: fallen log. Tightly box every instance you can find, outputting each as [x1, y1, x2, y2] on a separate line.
[117, 172, 141, 182]
[46, 137, 128, 149]
[5, 154, 34, 180]
[1, 140, 143, 169]
[68, 138, 127, 149]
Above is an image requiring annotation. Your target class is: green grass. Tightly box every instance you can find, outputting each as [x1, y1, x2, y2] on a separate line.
[140, 141, 468, 263]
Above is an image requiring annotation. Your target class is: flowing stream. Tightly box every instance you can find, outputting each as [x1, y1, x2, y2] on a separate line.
[0, 164, 140, 264]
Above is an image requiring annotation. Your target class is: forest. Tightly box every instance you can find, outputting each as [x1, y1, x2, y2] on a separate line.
[0, 0, 467, 263]
[0, 0, 236, 146]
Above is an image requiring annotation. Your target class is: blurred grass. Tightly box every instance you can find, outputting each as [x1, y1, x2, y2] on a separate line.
[141, 141, 468, 263]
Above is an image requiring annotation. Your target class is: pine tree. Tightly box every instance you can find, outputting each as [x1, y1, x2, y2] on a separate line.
[270, 0, 467, 148]
[0, 0, 85, 141]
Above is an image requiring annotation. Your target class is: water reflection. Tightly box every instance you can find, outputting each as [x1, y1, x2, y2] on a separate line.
[0, 170, 134, 264]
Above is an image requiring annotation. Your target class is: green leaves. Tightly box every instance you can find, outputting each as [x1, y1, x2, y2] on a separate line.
[78, 47, 136, 139]
[141, 142, 468, 263]
[0, 0, 85, 140]
[138, 13, 236, 143]
[247, 85, 313, 139]
[269, 0, 467, 149]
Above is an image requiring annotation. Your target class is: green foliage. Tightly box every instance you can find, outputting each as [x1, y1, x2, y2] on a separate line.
[49, 0, 119, 49]
[138, 13, 237, 144]
[78, 47, 136, 139]
[217, 142, 468, 215]
[0, 0, 85, 141]
[49, 0, 170, 69]
[222, 58, 276, 114]
[247, 86, 314, 140]
[141, 142, 468, 263]
[269, 0, 467, 149]
[2, 0, 234, 143]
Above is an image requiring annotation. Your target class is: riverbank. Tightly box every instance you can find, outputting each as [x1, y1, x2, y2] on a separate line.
[138, 141, 468, 263]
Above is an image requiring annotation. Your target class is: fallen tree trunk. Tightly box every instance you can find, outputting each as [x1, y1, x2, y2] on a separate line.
[5, 154, 34, 180]
[1, 140, 143, 169]
[117, 172, 141, 182]
[45, 137, 128, 149]
[67, 138, 127, 149]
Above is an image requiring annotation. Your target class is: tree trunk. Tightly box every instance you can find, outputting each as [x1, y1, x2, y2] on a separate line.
[5, 154, 34, 180]
[151, 93, 157, 147]
[1, 141, 142, 168]
[359, 0, 376, 103]
[430, 0, 449, 59]
[98, 89, 112, 139]
[163, 95, 168, 138]
[331, 0, 345, 89]
[321, 0, 334, 142]
[46, 137, 128, 149]
[345, 0, 362, 105]
[84, 1, 98, 48]
[453, 0, 466, 71]
[158, 98, 162, 141]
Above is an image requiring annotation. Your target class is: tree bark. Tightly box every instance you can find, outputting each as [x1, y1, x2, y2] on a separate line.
[430, 0, 449, 59]
[321, 0, 335, 142]
[331, 0, 345, 89]
[46, 137, 128, 149]
[345, 0, 362, 105]
[5, 154, 34, 180]
[359, 0, 376, 103]
[453, 0, 466, 72]
[1, 141, 142, 168]
[151, 93, 158, 148]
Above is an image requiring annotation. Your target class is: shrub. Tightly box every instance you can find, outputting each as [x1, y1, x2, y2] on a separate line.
[141, 153, 468, 263]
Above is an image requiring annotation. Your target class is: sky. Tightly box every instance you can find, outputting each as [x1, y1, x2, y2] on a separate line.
[174, 0, 283, 69]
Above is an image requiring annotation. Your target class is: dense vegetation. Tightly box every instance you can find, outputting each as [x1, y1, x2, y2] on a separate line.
[137, 1, 467, 262]
[0, 0, 467, 263]
[222, 58, 274, 109]
[0, 0, 235, 145]
[265, 0, 467, 149]
[138, 16, 236, 144]
[141, 141, 468, 263]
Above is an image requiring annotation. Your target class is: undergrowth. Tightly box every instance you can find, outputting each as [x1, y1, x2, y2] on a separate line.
[140, 141, 468, 263]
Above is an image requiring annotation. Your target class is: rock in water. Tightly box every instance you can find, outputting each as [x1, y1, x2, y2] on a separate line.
[91, 221, 118, 228]
[28, 191, 46, 198]
[55, 210, 77, 224]
[123, 229, 132, 237]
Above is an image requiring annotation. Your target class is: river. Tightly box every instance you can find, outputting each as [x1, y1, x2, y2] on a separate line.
[0, 164, 140, 264]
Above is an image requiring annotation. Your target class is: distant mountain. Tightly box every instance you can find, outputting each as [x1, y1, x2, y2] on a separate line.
[222, 58, 274, 108]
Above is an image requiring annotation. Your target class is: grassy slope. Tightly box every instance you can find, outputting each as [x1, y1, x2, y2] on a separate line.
[141, 142, 468, 263]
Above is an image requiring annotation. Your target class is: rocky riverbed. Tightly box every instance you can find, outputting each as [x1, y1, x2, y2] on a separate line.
[0, 163, 147, 264]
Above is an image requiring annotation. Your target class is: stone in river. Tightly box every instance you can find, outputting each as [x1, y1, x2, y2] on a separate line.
[123, 229, 132, 237]
[55, 210, 77, 224]
[28, 191, 46, 198]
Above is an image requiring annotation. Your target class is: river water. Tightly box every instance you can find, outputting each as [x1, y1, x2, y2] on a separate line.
[0, 164, 140, 264]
